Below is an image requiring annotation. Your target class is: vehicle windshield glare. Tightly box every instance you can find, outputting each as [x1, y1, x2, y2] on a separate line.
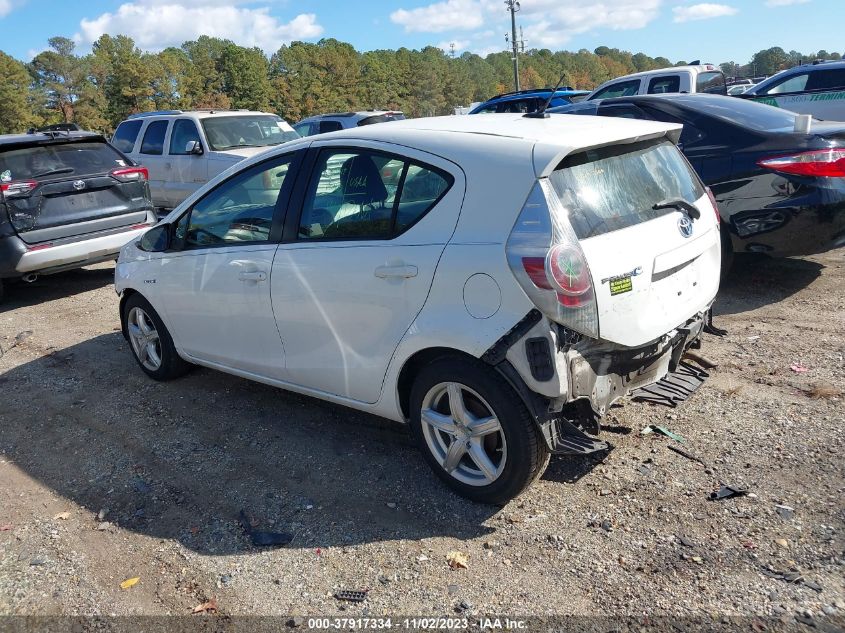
[549, 139, 704, 240]
[200, 116, 299, 151]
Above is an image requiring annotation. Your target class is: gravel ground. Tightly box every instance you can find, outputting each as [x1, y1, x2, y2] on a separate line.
[0, 250, 843, 625]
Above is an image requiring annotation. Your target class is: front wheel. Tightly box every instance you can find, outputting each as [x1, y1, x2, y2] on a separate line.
[123, 293, 189, 381]
[409, 357, 549, 505]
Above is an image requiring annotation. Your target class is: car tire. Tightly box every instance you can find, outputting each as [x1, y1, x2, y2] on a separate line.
[123, 293, 190, 381]
[409, 356, 550, 505]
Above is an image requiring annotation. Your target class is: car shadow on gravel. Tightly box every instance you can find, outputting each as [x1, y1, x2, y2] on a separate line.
[0, 333, 509, 554]
[715, 254, 823, 316]
[0, 266, 115, 312]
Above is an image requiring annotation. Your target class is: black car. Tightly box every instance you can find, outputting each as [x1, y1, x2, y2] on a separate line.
[0, 131, 157, 300]
[549, 94, 845, 269]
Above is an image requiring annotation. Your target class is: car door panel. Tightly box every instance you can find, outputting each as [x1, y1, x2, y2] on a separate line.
[271, 141, 465, 404]
[153, 151, 304, 379]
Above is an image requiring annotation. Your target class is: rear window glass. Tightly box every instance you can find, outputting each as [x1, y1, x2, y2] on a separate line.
[112, 120, 142, 153]
[685, 96, 802, 131]
[648, 75, 680, 94]
[318, 120, 343, 134]
[0, 141, 126, 182]
[549, 139, 704, 240]
[357, 113, 406, 126]
[140, 120, 168, 155]
[696, 72, 727, 95]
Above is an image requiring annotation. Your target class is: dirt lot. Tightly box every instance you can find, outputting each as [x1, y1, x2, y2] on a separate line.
[0, 250, 843, 624]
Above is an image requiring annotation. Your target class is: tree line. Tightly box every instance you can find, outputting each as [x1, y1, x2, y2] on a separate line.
[0, 35, 842, 135]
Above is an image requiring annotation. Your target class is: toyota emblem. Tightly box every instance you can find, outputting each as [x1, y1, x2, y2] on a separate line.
[678, 215, 693, 238]
[72, 180, 86, 191]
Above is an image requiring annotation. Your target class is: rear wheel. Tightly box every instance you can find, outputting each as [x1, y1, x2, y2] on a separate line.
[123, 294, 189, 380]
[409, 357, 549, 504]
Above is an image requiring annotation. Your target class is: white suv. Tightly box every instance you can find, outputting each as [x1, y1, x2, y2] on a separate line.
[112, 110, 298, 212]
[115, 114, 721, 503]
[587, 64, 727, 100]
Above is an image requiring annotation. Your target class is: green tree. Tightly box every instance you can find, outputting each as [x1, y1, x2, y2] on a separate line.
[220, 44, 271, 110]
[29, 37, 85, 123]
[750, 47, 790, 75]
[0, 51, 34, 133]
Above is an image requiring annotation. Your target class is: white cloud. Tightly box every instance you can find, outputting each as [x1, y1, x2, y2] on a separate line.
[390, 0, 484, 33]
[76, 2, 323, 52]
[765, 0, 810, 6]
[0, 0, 22, 18]
[672, 3, 738, 22]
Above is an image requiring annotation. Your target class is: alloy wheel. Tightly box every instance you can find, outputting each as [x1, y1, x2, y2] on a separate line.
[127, 306, 162, 371]
[420, 381, 507, 486]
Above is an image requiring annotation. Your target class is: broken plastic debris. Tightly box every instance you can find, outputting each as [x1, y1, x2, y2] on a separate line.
[709, 485, 749, 501]
[192, 598, 218, 614]
[641, 424, 685, 443]
[0, 524, 12, 532]
[790, 362, 810, 373]
[334, 589, 368, 602]
[446, 550, 469, 570]
[120, 577, 140, 589]
[53, 511, 71, 520]
[238, 510, 293, 547]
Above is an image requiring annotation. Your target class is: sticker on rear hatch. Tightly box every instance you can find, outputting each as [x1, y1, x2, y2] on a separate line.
[602, 266, 641, 296]
[609, 276, 633, 296]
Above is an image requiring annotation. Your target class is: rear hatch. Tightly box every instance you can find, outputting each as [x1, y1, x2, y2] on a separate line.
[0, 137, 153, 244]
[508, 138, 721, 348]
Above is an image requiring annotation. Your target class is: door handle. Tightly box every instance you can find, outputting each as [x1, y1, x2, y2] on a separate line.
[238, 270, 267, 282]
[374, 264, 418, 279]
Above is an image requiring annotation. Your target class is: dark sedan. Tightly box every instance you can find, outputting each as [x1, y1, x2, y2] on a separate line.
[549, 94, 845, 269]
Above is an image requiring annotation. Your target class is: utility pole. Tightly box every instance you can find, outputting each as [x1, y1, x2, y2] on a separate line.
[449, 42, 456, 59]
[504, 0, 522, 91]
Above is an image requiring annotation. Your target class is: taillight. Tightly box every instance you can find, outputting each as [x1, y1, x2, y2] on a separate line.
[548, 244, 592, 297]
[507, 181, 598, 338]
[757, 149, 845, 177]
[26, 242, 53, 251]
[521, 257, 552, 289]
[0, 180, 38, 198]
[705, 186, 720, 225]
[111, 166, 149, 182]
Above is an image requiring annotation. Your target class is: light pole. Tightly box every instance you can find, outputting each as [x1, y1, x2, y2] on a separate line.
[505, 0, 521, 91]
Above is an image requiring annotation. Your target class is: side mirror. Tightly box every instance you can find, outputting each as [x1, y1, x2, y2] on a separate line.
[185, 140, 203, 155]
[138, 224, 171, 252]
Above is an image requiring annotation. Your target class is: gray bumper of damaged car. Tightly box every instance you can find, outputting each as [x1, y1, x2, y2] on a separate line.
[482, 308, 709, 434]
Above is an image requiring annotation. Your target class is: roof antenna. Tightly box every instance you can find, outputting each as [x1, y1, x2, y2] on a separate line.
[524, 73, 566, 119]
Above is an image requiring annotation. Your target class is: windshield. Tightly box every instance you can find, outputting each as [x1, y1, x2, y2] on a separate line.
[201, 116, 299, 151]
[549, 139, 704, 240]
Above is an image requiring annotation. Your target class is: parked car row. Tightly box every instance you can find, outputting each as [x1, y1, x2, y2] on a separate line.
[3, 66, 843, 503]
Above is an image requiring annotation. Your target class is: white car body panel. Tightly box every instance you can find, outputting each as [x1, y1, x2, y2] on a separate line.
[116, 114, 718, 425]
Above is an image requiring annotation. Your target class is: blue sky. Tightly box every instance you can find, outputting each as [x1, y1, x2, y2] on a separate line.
[1, 0, 842, 65]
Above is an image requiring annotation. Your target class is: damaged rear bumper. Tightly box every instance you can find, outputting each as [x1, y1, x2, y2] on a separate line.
[482, 308, 711, 453]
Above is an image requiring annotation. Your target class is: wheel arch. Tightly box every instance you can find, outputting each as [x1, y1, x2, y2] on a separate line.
[118, 288, 140, 340]
[396, 347, 479, 420]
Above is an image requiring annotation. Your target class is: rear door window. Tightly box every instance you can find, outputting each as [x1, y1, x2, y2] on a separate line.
[112, 120, 142, 153]
[357, 113, 406, 126]
[806, 68, 845, 91]
[590, 79, 641, 100]
[696, 72, 727, 94]
[298, 149, 452, 240]
[318, 120, 343, 134]
[648, 75, 681, 94]
[548, 139, 704, 240]
[140, 120, 168, 155]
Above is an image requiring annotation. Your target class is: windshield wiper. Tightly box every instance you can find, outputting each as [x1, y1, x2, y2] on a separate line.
[653, 198, 700, 220]
[33, 167, 74, 178]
